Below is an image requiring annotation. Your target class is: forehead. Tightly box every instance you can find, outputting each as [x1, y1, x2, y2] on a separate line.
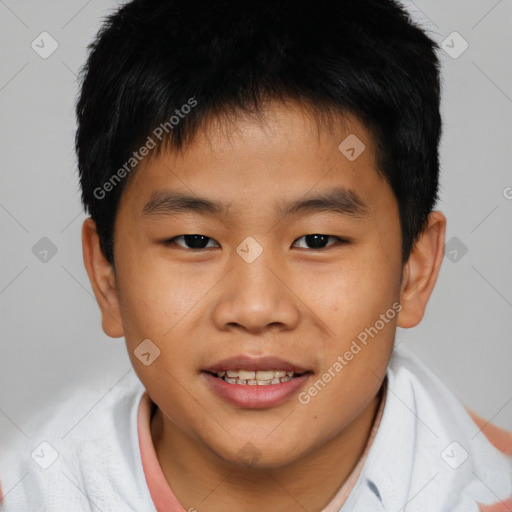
[120, 101, 392, 217]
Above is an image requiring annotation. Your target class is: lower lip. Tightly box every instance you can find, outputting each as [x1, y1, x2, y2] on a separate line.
[203, 372, 311, 409]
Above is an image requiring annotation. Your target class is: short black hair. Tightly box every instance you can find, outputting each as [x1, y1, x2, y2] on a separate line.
[76, 0, 442, 265]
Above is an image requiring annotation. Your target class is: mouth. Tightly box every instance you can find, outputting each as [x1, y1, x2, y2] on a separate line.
[202, 356, 312, 408]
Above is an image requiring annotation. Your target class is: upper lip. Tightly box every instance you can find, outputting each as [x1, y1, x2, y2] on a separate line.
[204, 356, 310, 374]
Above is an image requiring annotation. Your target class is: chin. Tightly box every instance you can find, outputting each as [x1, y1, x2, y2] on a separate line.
[209, 438, 306, 470]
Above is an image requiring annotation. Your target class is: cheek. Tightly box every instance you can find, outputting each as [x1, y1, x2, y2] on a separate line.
[313, 258, 401, 337]
[307, 252, 400, 396]
[114, 252, 214, 384]
[115, 250, 208, 339]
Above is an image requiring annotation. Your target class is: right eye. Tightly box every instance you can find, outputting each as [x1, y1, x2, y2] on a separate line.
[163, 234, 220, 250]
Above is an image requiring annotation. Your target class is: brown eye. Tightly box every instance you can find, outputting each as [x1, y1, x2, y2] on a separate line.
[167, 234, 220, 249]
[292, 234, 343, 249]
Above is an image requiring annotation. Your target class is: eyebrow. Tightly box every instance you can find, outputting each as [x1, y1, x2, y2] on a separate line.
[277, 187, 367, 218]
[141, 187, 367, 219]
[141, 190, 230, 217]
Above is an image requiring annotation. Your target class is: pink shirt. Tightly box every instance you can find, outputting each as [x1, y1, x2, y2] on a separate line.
[137, 386, 386, 511]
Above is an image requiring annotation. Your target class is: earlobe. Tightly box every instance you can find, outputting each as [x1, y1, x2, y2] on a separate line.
[397, 211, 446, 328]
[82, 218, 125, 338]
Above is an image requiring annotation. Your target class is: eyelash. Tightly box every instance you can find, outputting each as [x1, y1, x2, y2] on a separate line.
[164, 234, 348, 251]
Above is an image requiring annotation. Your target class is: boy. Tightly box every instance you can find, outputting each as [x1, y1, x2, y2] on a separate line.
[1, 0, 511, 510]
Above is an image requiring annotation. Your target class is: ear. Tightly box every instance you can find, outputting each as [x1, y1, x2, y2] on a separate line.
[397, 211, 446, 328]
[82, 218, 124, 338]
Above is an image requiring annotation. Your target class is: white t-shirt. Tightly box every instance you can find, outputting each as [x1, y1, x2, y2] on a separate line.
[1, 346, 511, 511]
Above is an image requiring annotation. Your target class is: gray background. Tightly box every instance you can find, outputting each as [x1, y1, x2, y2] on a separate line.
[1, 0, 511, 462]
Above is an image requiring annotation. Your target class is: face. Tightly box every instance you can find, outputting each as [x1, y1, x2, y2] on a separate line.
[111, 102, 404, 468]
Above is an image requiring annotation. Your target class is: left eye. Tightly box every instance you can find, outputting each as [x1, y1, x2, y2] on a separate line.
[167, 234, 220, 249]
[292, 234, 341, 249]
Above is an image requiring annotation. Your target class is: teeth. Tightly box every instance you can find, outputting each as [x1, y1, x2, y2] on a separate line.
[255, 370, 274, 381]
[238, 370, 256, 380]
[214, 368, 302, 385]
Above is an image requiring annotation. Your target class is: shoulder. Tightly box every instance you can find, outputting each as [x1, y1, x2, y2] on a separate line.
[465, 414, 512, 512]
[388, 346, 512, 455]
[381, 346, 512, 509]
[0, 370, 153, 511]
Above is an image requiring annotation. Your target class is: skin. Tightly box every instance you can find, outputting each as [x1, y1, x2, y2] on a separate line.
[83, 101, 446, 511]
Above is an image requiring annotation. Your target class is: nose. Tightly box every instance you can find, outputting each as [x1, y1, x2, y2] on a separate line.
[210, 250, 301, 335]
